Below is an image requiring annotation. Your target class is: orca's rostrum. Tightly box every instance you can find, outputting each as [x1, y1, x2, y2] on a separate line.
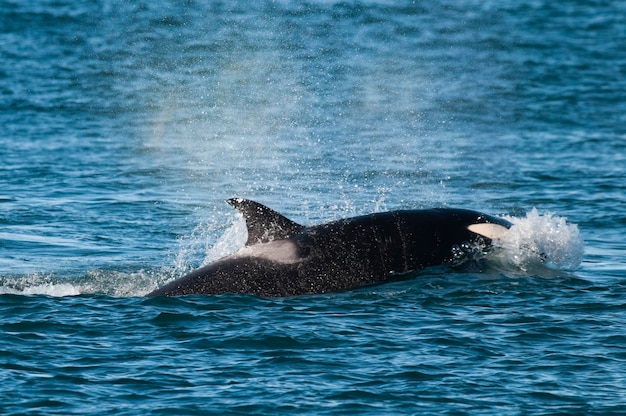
[147, 198, 511, 297]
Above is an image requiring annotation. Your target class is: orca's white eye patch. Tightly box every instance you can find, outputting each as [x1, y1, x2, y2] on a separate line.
[467, 223, 509, 240]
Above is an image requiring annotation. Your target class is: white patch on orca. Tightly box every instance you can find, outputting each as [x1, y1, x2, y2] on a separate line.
[234, 240, 302, 265]
[467, 223, 509, 240]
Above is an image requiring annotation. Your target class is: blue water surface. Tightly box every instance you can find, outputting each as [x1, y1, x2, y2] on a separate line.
[1, 0, 625, 414]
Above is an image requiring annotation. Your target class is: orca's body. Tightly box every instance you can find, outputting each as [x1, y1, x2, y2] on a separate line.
[147, 198, 511, 297]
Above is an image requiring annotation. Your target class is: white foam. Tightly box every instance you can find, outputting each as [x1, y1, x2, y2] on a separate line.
[21, 283, 81, 297]
[0, 274, 81, 297]
[0, 269, 169, 298]
[494, 208, 584, 272]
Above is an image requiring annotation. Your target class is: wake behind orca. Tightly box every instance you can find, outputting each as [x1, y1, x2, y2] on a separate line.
[147, 198, 512, 297]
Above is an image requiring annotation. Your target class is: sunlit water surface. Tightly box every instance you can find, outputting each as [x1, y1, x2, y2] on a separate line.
[0, 1, 624, 414]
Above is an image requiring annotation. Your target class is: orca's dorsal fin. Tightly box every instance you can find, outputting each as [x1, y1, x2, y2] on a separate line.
[227, 198, 305, 246]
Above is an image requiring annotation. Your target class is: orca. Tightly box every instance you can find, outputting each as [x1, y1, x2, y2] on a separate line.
[146, 198, 512, 297]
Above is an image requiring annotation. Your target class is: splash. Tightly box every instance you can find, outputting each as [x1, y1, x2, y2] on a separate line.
[494, 208, 584, 272]
[173, 215, 247, 273]
[0, 208, 585, 297]
[0, 218, 249, 298]
[0, 274, 80, 297]
[0, 269, 166, 297]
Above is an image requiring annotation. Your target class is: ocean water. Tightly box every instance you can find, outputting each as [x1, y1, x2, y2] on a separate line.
[1, 0, 625, 414]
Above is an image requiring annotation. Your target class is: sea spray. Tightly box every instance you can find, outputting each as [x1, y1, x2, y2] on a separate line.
[496, 209, 584, 272]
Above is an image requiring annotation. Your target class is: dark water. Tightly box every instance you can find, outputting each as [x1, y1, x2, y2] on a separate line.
[1, 0, 625, 414]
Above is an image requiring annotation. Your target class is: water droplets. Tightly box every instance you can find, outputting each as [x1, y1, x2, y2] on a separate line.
[495, 208, 584, 272]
